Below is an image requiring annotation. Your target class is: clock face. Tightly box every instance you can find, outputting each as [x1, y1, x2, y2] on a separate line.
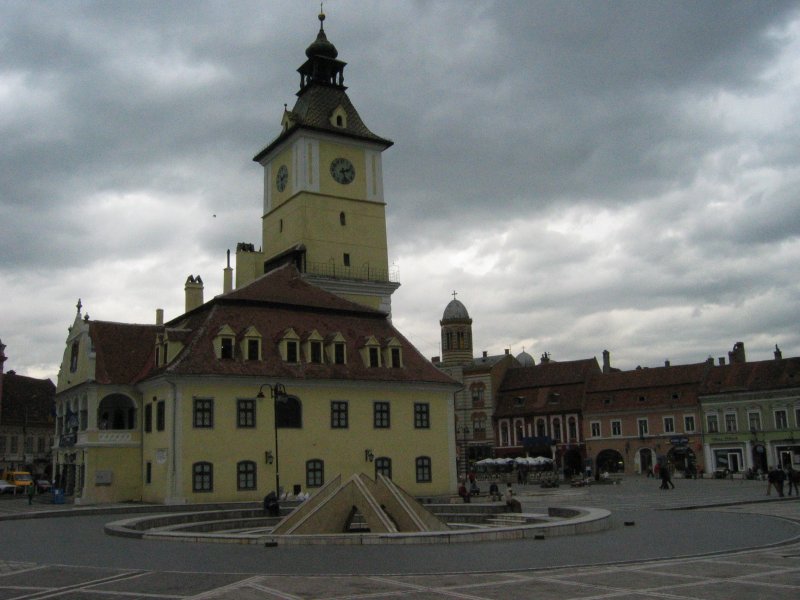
[276, 164, 288, 192]
[330, 157, 355, 185]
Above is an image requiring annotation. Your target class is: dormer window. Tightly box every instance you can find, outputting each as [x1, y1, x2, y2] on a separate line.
[325, 333, 347, 365]
[240, 326, 262, 361]
[360, 336, 382, 368]
[381, 337, 403, 369]
[214, 325, 237, 360]
[279, 328, 300, 363]
[303, 330, 324, 364]
[329, 105, 347, 129]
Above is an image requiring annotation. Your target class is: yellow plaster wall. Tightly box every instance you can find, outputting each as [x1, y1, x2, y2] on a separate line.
[82, 446, 141, 503]
[166, 380, 452, 503]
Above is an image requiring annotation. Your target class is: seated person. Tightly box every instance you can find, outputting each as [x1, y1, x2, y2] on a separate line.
[504, 483, 522, 513]
[488, 481, 501, 501]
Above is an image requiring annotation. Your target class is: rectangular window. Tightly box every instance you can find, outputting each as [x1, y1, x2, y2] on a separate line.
[391, 347, 401, 368]
[374, 401, 390, 428]
[24, 437, 33, 453]
[796, 408, 800, 428]
[10, 436, 18, 453]
[725, 413, 737, 433]
[37, 437, 45, 453]
[220, 337, 234, 359]
[192, 462, 213, 492]
[310, 341, 322, 363]
[193, 398, 214, 428]
[334, 342, 345, 364]
[343, 253, 350, 267]
[156, 400, 165, 431]
[237, 399, 256, 428]
[306, 459, 324, 487]
[663, 417, 675, 433]
[472, 417, 486, 433]
[748, 412, 761, 432]
[775, 409, 788, 430]
[247, 339, 259, 361]
[0, 436, 5, 453]
[145, 462, 152, 485]
[637, 418, 648, 436]
[414, 403, 430, 428]
[611, 420, 622, 436]
[331, 401, 349, 428]
[706, 414, 719, 433]
[415, 456, 432, 483]
[237, 461, 257, 490]
[80, 410, 88, 431]
[590, 422, 601, 437]
[286, 341, 298, 363]
[145, 404, 153, 433]
[684, 415, 696, 433]
[369, 347, 380, 367]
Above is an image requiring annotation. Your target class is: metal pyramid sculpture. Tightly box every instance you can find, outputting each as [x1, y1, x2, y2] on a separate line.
[272, 472, 449, 535]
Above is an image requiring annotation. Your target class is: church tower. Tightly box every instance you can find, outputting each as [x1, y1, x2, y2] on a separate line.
[236, 11, 399, 313]
[440, 294, 473, 366]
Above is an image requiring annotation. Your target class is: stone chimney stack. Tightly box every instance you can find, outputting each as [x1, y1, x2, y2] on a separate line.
[664, 360, 670, 367]
[0, 338, 6, 416]
[602, 349, 611, 373]
[223, 249, 233, 294]
[774, 344, 783, 360]
[155, 308, 164, 325]
[184, 275, 204, 313]
[719, 357, 726, 365]
[728, 341, 746, 364]
[482, 351, 488, 358]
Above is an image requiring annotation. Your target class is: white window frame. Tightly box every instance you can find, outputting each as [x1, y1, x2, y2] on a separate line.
[663, 416, 675, 434]
[611, 419, 622, 437]
[724, 412, 738, 433]
[774, 409, 789, 430]
[683, 414, 696, 433]
[590, 421, 601, 438]
[637, 418, 649, 437]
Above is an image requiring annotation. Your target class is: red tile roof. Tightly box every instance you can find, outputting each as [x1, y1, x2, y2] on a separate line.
[1, 372, 55, 426]
[699, 357, 800, 395]
[89, 321, 160, 385]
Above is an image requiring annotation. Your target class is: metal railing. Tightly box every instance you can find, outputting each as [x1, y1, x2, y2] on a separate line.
[305, 261, 399, 283]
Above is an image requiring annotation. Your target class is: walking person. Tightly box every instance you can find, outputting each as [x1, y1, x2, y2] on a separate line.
[26, 482, 35, 506]
[787, 466, 800, 496]
[659, 463, 674, 490]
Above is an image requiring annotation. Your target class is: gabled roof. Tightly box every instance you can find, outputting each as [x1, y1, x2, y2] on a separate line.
[1, 372, 55, 426]
[699, 357, 800, 395]
[463, 353, 513, 374]
[89, 321, 160, 385]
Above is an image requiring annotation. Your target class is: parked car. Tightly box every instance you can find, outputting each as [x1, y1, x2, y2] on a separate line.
[0, 479, 18, 494]
[36, 480, 52, 493]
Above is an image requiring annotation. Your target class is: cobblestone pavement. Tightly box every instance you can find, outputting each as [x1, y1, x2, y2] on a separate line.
[0, 476, 797, 599]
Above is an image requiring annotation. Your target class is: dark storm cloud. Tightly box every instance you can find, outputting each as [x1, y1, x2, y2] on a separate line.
[1, 0, 799, 377]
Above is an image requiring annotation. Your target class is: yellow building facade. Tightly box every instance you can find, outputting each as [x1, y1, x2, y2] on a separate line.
[52, 14, 458, 505]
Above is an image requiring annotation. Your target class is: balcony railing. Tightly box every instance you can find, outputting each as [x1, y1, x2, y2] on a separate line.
[305, 261, 398, 283]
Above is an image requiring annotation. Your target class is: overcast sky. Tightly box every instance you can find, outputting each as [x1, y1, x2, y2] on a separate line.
[2, 0, 799, 381]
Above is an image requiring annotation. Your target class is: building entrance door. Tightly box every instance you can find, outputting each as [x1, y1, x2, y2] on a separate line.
[727, 453, 740, 473]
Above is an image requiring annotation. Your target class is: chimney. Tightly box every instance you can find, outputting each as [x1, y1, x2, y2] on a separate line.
[540, 352, 550, 363]
[431, 356, 440, 364]
[504, 348, 509, 355]
[728, 341, 746, 364]
[774, 344, 782, 360]
[155, 308, 164, 325]
[184, 275, 204, 313]
[718, 357, 726, 366]
[602, 349, 611, 374]
[223, 249, 233, 294]
[664, 360, 670, 367]
[482, 351, 488, 358]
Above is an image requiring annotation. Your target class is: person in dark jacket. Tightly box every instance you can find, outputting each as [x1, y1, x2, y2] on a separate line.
[263, 491, 280, 516]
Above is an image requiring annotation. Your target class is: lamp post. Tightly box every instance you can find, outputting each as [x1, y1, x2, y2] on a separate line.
[256, 383, 288, 498]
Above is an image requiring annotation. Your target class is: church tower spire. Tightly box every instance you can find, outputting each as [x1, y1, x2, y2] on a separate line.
[440, 292, 473, 366]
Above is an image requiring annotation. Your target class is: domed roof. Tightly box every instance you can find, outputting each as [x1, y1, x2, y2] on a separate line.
[516, 351, 535, 367]
[306, 13, 338, 59]
[442, 298, 470, 321]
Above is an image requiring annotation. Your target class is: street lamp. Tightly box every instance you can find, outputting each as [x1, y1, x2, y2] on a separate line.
[256, 383, 289, 498]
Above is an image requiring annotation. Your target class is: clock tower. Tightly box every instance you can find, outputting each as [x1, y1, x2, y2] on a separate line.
[237, 11, 399, 313]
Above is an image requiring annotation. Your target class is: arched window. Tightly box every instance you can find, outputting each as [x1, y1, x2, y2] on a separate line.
[536, 418, 546, 437]
[500, 422, 510, 446]
[276, 395, 302, 428]
[515, 420, 524, 445]
[306, 459, 324, 487]
[192, 462, 213, 492]
[568, 417, 577, 441]
[415, 456, 432, 483]
[375, 457, 392, 479]
[340, 211, 346, 226]
[98, 394, 136, 430]
[237, 461, 256, 490]
[552, 418, 562, 441]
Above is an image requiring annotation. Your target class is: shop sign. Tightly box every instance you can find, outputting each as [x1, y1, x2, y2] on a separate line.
[670, 437, 689, 445]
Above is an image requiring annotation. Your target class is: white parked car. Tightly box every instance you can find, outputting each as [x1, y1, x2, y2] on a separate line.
[0, 479, 18, 494]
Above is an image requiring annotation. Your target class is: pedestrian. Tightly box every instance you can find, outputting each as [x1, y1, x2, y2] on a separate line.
[659, 463, 674, 490]
[488, 481, 501, 501]
[26, 482, 35, 505]
[504, 483, 521, 513]
[458, 480, 470, 503]
[787, 467, 800, 496]
[775, 466, 786, 497]
[263, 491, 280, 516]
[766, 466, 776, 495]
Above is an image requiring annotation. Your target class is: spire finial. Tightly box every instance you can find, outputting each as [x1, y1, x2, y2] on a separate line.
[319, 3, 325, 30]
[452, 290, 458, 301]
[76, 298, 82, 314]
